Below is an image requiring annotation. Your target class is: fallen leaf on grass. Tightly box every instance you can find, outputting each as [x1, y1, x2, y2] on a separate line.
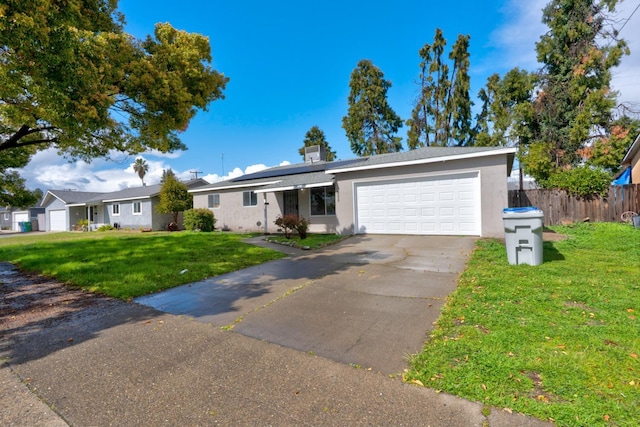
[411, 379, 424, 387]
[631, 353, 638, 359]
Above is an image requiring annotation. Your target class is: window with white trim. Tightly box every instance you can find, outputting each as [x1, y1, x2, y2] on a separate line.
[310, 186, 335, 216]
[112, 203, 120, 216]
[243, 191, 258, 207]
[208, 194, 220, 208]
[133, 201, 141, 215]
[3, 213, 8, 221]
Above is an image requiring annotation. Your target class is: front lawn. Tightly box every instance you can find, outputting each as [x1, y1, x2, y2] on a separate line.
[0, 231, 286, 300]
[405, 223, 640, 426]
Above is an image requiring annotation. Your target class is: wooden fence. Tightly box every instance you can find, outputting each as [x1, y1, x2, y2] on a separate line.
[508, 184, 640, 226]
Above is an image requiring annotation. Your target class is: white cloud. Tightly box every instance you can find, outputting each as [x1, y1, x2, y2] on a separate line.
[19, 149, 181, 192]
[488, 0, 640, 117]
[487, 0, 548, 71]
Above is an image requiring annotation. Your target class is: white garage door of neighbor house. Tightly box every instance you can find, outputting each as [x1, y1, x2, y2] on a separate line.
[49, 210, 67, 231]
[13, 213, 28, 231]
[355, 172, 481, 236]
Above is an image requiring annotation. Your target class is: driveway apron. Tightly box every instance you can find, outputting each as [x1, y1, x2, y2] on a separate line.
[136, 235, 477, 375]
[136, 235, 475, 374]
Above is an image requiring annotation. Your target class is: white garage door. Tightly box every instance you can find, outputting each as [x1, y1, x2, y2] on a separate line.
[49, 210, 67, 231]
[13, 213, 28, 231]
[355, 172, 481, 236]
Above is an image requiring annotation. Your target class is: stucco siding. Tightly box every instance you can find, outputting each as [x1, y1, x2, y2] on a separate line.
[194, 190, 281, 233]
[333, 155, 509, 238]
[631, 151, 640, 184]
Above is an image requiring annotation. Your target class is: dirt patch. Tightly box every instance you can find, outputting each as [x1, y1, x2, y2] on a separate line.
[0, 262, 118, 340]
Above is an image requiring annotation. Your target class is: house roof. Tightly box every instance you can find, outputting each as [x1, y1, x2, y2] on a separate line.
[41, 179, 209, 206]
[327, 146, 516, 173]
[622, 133, 640, 166]
[254, 171, 334, 193]
[190, 146, 516, 193]
[41, 190, 106, 207]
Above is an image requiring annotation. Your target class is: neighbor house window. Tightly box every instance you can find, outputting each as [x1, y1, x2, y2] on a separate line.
[3, 213, 8, 220]
[243, 191, 258, 207]
[208, 194, 220, 208]
[112, 203, 120, 216]
[133, 201, 141, 215]
[310, 186, 335, 216]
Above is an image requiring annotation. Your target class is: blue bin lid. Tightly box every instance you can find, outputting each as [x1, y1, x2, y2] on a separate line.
[502, 206, 540, 213]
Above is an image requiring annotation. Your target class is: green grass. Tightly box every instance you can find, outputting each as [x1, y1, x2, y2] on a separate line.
[0, 231, 286, 300]
[264, 233, 348, 249]
[405, 223, 640, 426]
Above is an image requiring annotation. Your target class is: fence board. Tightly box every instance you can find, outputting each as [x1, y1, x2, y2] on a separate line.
[508, 184, 640, 225]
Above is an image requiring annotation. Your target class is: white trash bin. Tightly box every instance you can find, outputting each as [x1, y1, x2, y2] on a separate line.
[502, 207, 544, 266]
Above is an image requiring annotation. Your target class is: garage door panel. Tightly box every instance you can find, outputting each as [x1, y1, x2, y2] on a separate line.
[355, 172, 480, 236]
[49, 210, 67, 231]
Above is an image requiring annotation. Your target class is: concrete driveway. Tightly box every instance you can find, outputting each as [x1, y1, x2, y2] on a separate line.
[136, 234, 477, 374]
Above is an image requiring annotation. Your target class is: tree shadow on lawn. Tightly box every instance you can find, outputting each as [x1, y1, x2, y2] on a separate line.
[543, 241, 565, 262]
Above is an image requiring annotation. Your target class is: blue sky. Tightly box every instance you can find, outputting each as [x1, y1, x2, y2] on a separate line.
[19, 0, 640, 192]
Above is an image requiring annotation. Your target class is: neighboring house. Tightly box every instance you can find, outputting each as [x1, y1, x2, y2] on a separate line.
[190, 146, 516, 238]
[0, 206, 12, 230]
[0, 206, 45, 231]
[40, 179, 208, 231]
[621, 133, 640, 184]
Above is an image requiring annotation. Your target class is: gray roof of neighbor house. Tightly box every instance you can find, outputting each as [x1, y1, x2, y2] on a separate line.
[42, 190, 106, 206]
[190, 146, 516, 193]
[42, 179, 209, 206]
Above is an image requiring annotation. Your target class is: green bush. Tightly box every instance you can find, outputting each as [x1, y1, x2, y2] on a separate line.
[183, 208, 216, 232]
[543, 166, 612, 198]
[97, 224, 114, 231]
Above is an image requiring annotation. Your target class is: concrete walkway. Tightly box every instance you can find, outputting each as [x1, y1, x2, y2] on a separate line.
[1, 236, 553, 426]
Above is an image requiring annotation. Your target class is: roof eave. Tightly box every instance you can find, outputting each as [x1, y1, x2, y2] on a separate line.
[254, 181, 334, 193]
[328, 147, 518, 174]
[621, 134, 640, 166]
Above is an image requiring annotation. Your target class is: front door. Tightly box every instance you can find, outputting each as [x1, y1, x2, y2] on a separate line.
[283, 190, 299, 216]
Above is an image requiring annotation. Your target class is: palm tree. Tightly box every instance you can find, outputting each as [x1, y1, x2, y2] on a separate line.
[133, 158, 149, 186]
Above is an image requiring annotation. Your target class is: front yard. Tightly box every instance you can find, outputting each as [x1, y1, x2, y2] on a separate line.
[0, 231, 286, 300]
[1, 224, 638, 425]
[405, 223, 640, 427]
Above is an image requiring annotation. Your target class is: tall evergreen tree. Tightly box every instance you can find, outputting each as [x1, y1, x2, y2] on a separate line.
[298, 126, 336, 161]
[521, 0, 628, 182]
[407, 29, 473, 148]
[474, 68, 536, 147]
[342, 60, 403, 156]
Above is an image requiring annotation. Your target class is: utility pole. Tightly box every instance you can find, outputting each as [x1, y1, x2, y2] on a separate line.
[189, 170, 203, 179]
[221, 153, 225, 177]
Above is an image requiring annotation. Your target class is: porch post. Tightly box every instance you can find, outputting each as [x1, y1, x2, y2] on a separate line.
[263, 193, 269, 234]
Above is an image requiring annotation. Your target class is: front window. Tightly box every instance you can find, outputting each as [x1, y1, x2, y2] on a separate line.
[112, 203, 120, 216]
[243, 191, 257, 207]
[133, 201, 141, 215]
[208, 194, 220, 208]
[310, 186, 335, 216]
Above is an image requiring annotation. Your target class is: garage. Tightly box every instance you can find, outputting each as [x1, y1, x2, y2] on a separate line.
[49, 210, 67, 231]
[12, 212, 28, 231]
[355, 172, 481, 236]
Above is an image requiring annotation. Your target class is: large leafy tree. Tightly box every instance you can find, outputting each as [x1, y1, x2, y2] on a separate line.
[521, 0, 628, 182]
[0, 0, 228, 205]
[342, 59, 403, 156]
[298, 126, 336, 161]
[474, 68, 536, 147]
[406, 29, 473, 148]
[157, 173, 192, 226]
